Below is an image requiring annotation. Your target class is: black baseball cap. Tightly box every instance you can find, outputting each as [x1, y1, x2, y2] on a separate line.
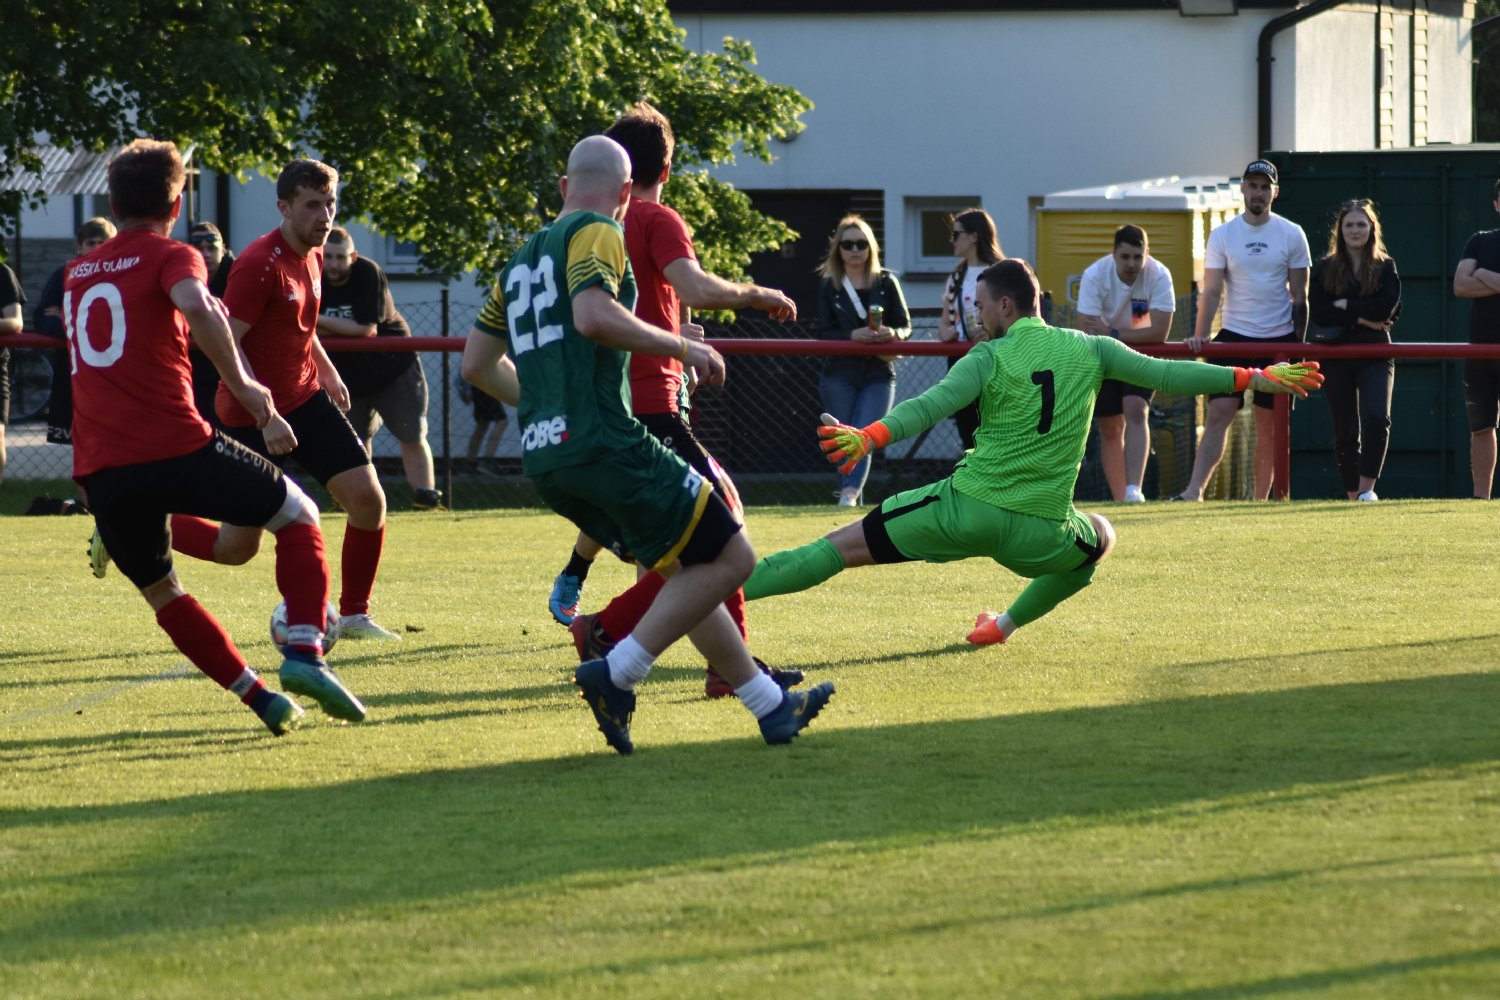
[1243, 160, 1278, 184]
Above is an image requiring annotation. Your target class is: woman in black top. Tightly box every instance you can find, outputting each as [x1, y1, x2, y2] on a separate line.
[936, 207, 1003, 451]
[1308, 198, 1401, 501]
[816, 214, 910, 506]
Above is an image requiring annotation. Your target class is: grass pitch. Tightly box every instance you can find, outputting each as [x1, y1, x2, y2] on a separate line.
[2, 500, 1499, 998]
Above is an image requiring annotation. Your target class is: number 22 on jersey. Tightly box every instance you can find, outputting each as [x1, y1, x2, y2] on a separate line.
[506, 256, 565, 355]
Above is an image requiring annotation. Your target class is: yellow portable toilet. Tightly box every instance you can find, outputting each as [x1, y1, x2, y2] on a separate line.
[1036, 177, 1247, 500]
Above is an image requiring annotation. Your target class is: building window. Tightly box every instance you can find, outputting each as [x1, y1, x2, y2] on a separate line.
[385, 235, 423, 274]
[905, 196, 981, 273]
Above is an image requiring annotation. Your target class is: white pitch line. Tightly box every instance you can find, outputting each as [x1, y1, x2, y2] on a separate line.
[0, 663, 196, 726]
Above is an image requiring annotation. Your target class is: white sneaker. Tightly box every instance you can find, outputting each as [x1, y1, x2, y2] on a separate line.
[337, 613, 402, 640]
[836, 488, 860, 507]
[1123, 486, 1146, 504]
[1356, 490, 1379, 502]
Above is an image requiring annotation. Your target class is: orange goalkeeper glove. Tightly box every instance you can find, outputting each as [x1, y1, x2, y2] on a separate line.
[817, 413, 893, 475]
[1233, 361, 1324, 398]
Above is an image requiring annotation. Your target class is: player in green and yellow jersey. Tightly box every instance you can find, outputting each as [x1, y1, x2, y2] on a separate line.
[744, 258, 1321, 646]
[461, 136, 834, 754]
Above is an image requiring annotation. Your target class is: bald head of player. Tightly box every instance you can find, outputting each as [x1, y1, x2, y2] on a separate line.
[559, 135, 633, 220]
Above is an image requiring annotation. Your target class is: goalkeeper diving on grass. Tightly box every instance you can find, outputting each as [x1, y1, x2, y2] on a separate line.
[743, 258, 1322, 646]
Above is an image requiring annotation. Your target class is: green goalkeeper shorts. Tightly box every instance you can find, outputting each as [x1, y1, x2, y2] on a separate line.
[864, 477, 1100, 579]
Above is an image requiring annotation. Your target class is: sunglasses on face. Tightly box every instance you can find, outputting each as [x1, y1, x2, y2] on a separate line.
[949, 230, 969, 241]
[839, 239, 869, 252]
[190, 237, 222, 248]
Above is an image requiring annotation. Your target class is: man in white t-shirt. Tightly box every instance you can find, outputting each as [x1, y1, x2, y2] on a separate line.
[1176, 160, 1310, 501]
[1076, 225, 1175, 502]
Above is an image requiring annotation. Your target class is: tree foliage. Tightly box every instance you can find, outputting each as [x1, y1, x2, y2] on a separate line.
[0, 0, 810, 280]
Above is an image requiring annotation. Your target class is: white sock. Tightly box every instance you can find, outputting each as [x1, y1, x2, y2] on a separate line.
[737, 671, 785, 719]
[1124, 484, 1145, 502]
[606, 636, 654, 690]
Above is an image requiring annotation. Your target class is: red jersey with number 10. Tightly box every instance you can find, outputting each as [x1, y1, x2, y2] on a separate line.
[217, 226, 323, 426]
[64, 229, 213, 478]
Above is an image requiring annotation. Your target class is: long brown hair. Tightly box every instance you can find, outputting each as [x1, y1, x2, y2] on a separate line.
[1320, 198, 1390, 298]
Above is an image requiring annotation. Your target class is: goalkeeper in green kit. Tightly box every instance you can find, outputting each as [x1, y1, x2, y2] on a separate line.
[744, 258, 1322, 646]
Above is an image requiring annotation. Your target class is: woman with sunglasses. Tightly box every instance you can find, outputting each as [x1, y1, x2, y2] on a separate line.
[1308, 198, 1401, 500]
[816, 215, 911, 506]
[938, 208, 1004, 450]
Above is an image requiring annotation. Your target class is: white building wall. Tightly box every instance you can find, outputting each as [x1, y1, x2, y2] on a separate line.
[1427, 11, 1476, 145]
[677, 6, 1471, 304]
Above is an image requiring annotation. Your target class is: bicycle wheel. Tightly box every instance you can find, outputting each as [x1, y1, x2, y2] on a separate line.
[8, 348, 55, 424]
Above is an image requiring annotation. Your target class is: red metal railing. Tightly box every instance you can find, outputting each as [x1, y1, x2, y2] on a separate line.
[10, 333, 1500, 501]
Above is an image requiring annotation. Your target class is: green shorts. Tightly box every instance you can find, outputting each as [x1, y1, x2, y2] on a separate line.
[865, 477, 1100, 579]
[532, 436, 712, 571]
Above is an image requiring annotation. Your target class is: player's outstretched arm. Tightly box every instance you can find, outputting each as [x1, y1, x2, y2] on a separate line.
[574, 284, 727, 386]
[663, 257, 796, 322]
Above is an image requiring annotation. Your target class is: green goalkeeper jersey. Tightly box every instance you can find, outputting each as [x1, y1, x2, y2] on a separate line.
[879, 316, 1236, 520]
[474, 210, 647, 476]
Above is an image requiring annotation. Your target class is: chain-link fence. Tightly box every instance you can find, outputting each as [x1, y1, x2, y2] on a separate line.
[4, 296, 1249, 508]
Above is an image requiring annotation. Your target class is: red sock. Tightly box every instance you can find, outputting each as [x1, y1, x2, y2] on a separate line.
[597, 571, 668, 639]
[156, 593, 254, 693]
[170, 515, 220, 562]
[274, 521, 330, 631]
[340, 523, 384, 617]
[725, 587, 748, 641]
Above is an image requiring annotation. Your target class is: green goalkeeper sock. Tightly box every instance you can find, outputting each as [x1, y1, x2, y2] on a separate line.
[1005, 564, 1097, 628]
[743, 537, 845, 601]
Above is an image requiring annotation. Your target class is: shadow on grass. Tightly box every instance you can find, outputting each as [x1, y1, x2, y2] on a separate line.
[3, 669, 1498, 969]
[1096, 944, 1500, 999]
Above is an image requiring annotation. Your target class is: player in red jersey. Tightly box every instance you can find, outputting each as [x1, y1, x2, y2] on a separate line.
[162, 159, 401, 641]
[550, 103, 803, 698]
[68, 139, 365, 733]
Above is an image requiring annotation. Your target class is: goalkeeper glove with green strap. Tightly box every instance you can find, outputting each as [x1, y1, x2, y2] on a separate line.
[817, 413, 893, 475]
[1233, 361, 1324, 398]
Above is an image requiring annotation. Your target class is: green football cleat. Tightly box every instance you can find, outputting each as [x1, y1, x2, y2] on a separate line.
[759, 682, 836, 745]
[573, 659, 635, 755]
[256, 691, 305, 736]
[279, 658, 368, 722]
[336, 613, 401, 641]
[88, 528, 111, 579]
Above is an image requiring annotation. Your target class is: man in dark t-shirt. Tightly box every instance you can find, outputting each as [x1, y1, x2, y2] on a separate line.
[315, 227, 440, 510]
[1452, 179, 1500, 498]
[186, 221, 235, 423]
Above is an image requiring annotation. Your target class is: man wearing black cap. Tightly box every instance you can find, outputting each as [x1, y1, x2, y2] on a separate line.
[1177, 159, 1309, 501]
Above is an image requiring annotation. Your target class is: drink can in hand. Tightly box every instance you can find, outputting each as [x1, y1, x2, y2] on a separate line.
[868, 304, 884, 331]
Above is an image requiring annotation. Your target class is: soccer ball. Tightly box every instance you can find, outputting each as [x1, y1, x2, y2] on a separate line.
[269, 599, 341, 656]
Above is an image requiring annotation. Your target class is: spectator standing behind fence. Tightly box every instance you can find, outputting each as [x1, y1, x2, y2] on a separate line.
[817, 215, 911, 507]
[185, 222, 235, 423]
[1309, 199, 1400, 502]
[1177, 160, 1310, 501]
[316, 227, 442, 511]
[35, 217, 117, 444]
[1075, 225, 1175, 503]
[0, 258, 24, 486]
[458, 373, 507, 473]
[938, 209, 1003, 452]
[1452, 179, 1500, 500]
